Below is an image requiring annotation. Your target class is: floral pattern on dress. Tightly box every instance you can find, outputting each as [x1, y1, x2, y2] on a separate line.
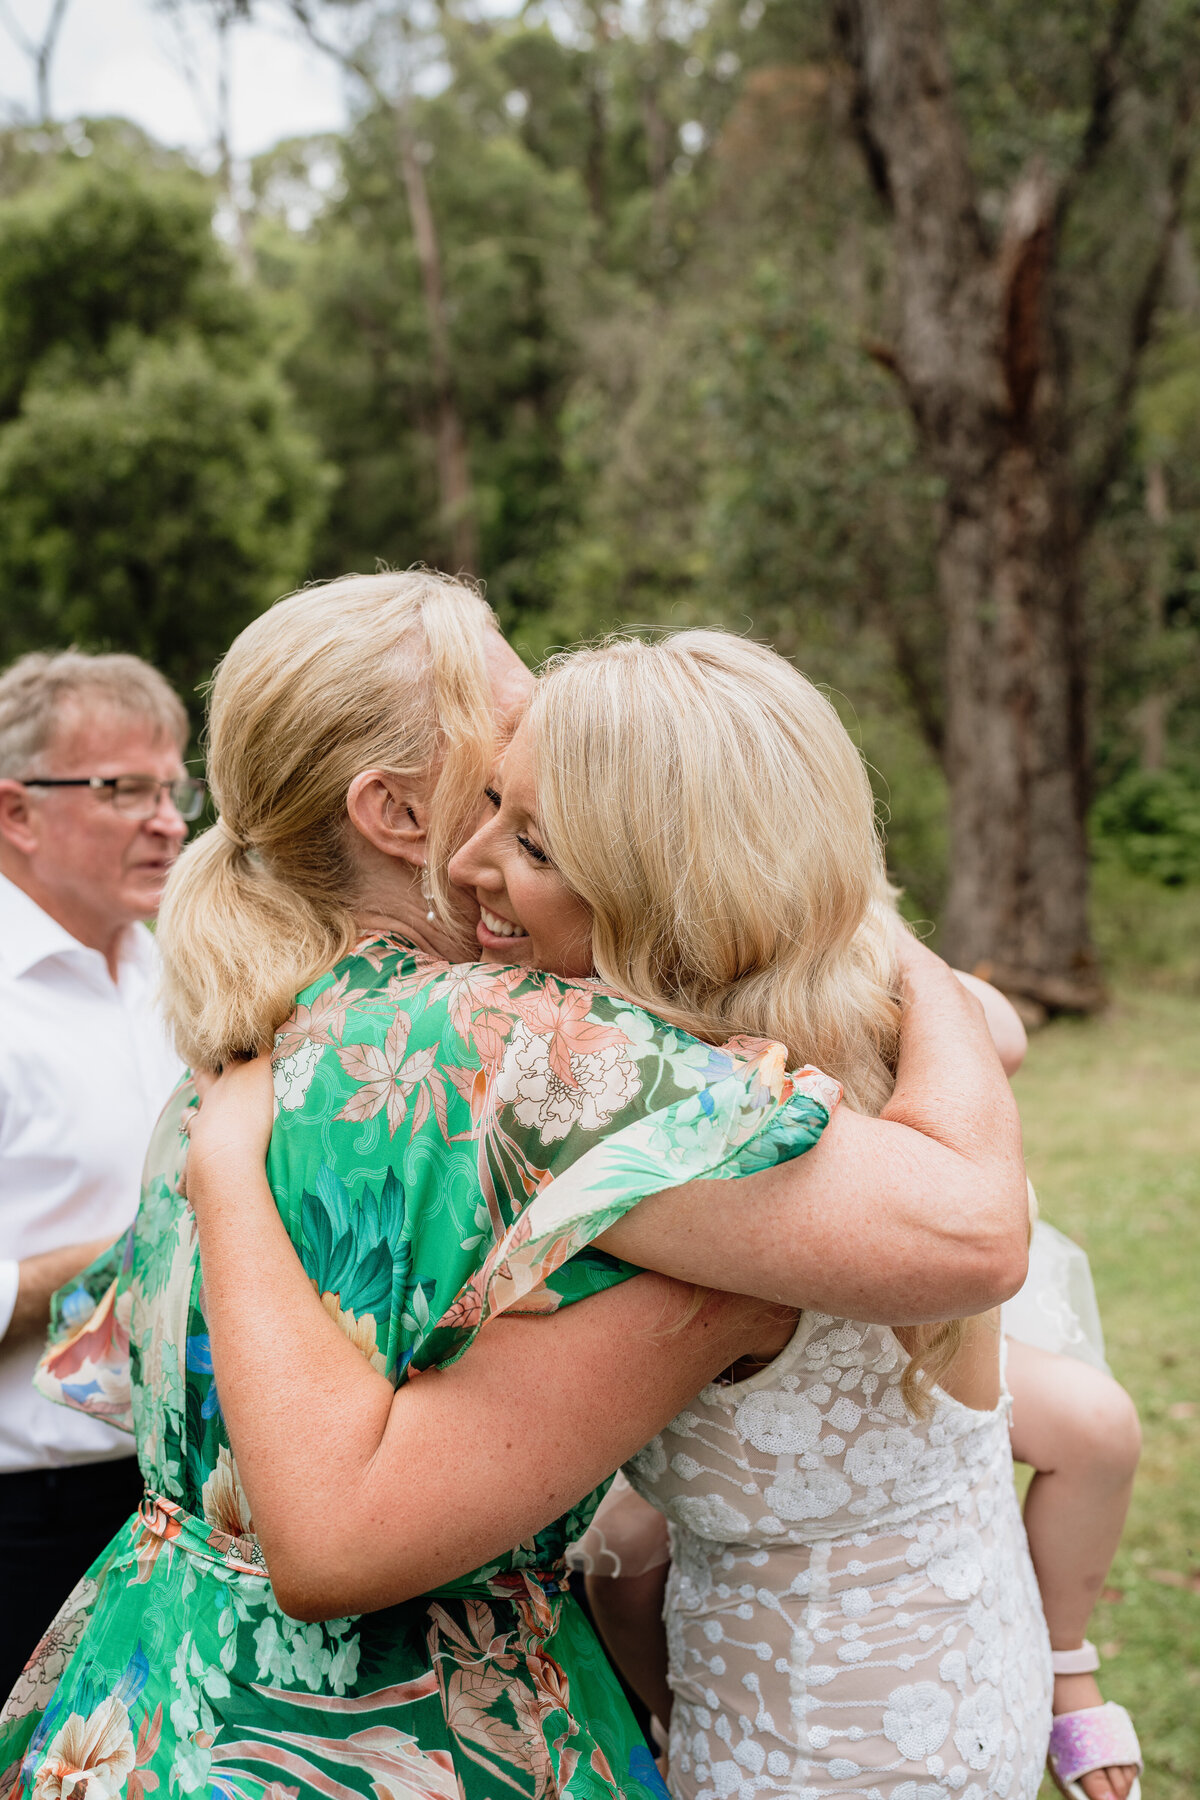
[3, 938, 837, 1800]
[617, 1312, 1052, 1800]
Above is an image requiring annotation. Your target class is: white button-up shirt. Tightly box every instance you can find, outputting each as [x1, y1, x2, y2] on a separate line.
[0, 874, 183, 1472]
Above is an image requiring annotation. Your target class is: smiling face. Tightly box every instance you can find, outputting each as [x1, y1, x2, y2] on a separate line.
[412, 628, 535, 960]
[447, 718, 595, 978]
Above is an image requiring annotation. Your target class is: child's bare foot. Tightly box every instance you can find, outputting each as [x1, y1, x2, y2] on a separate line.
[1051, 1673, 1140, 1800]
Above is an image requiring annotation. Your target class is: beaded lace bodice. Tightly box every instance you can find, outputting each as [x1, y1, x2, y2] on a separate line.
[623, 1310, 1052, 1800]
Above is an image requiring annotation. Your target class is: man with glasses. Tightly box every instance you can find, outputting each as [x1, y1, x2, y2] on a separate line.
[0, 649, 200, 1684]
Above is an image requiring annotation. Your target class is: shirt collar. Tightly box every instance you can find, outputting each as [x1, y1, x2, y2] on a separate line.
[0, 872, 156, 983]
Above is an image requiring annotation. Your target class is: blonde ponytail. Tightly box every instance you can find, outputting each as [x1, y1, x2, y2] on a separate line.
[158, 823, 352, 1071]
[158, 570, 497, 1070]
[528, 630, 963, 1415]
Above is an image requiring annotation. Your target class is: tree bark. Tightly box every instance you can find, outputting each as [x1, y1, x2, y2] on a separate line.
[938, 394, 1096, 1004]
[832, 1, 1099, 1006]
[287, 1, 477, 573]
[395, 105, 478, 574]
[833, 1, 1198, 1007]
[1136, 460, 1170, 772]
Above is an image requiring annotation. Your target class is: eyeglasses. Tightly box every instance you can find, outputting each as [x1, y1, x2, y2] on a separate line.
[22, 775, 208, 822]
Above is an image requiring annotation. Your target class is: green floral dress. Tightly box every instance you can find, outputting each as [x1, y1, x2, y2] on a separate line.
[0, 939, 839, 1800]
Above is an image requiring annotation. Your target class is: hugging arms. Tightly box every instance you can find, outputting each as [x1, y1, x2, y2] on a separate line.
[9, 590, 1043, 1800]
[187, 925, 1026, 1621]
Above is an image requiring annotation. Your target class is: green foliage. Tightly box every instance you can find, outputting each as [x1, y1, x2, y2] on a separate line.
[2, 0, 1200, 929]
[0, 336, 326, 701]
[1092, 769, 1200, 886]
[0, 164, 253, 415]
[1090, 857, 1200, 989]
[1013, 979, 1200, 1800]
[0, 152, 328, 716]
[269, 88, 586, 614]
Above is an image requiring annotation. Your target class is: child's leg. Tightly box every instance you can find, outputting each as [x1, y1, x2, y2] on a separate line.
[1007, 1337, 1142, 1800]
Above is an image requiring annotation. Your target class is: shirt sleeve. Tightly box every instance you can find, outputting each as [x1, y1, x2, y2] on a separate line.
[0, 1259, 18, 1341]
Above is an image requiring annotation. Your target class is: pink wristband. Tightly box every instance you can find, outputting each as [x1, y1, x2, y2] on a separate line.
[1051, 1640, 1101, 1675]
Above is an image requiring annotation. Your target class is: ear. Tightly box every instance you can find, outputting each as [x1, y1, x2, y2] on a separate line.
[346, 770, 430, 870]
[0, 779, 40, 858]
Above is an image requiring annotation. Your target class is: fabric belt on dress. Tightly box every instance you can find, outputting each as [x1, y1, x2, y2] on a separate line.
[131, 1491, 269, 1578]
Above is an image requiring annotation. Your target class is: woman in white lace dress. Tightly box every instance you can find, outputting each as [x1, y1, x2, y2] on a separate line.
[509, 635, 1135, 1800]
[578, 1215, 1141, 1800]
[614, 1311, 1049, 1800]
[448, 629, 1056, 1800]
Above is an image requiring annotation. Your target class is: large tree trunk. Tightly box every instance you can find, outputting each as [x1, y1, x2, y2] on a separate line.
[834, 0, 1101, 1008]
[939, 431, 1095, 1003]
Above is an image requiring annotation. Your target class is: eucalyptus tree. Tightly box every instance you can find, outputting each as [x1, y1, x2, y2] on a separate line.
[153, 0, 256, 274]
[279, 0, 478, 572]
[830, 0, 1200, 1007]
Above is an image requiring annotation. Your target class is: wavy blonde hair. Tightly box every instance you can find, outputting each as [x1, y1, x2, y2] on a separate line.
[528, 630, 962, 1412]
[159, 570, 497, 1071]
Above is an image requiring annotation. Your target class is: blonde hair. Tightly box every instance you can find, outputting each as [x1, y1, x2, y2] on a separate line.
[0, 649, 188, 776]
[528, 629, 961, 1412]
[158, 570, 497, 1070]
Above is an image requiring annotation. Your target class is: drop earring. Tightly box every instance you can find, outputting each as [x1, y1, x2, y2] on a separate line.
[419, 866, 436, 924]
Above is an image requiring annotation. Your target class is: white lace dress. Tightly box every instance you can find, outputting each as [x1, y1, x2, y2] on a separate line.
[620, 1311, 1053, 1800]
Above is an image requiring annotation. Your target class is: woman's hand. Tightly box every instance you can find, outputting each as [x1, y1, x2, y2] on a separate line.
[185, 1055, 275, 1206]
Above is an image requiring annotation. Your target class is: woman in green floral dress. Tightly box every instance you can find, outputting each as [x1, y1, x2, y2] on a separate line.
[0, 571, 842, 1800]
[0, 578, 1027, 1800]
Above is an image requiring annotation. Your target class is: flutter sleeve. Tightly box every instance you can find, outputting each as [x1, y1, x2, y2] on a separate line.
[34, 1228, 136, 1432]
[418, 974, 840, 1370]
[34, 1077, 195, 1431]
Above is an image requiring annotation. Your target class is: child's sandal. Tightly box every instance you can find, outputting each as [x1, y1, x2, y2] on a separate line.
[1048, 1646, 1143, 1800]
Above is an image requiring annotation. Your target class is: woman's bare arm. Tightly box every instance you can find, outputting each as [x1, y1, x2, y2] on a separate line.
[597, 936, 1029, 1321]
[954, 969, 1027, 1075]
[187, 1085, 778, 1621]
[189, 935, 1027, 1619]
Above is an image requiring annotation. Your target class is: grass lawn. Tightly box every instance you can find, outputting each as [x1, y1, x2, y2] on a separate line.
[1013, 965, 1200, 1798]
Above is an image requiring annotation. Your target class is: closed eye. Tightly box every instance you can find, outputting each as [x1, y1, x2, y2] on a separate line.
[517, 833, 550, 865]
[483, 785, 501, 808]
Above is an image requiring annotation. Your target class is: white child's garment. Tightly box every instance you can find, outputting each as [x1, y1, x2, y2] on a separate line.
[1001, 1218, 1110, 1372]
